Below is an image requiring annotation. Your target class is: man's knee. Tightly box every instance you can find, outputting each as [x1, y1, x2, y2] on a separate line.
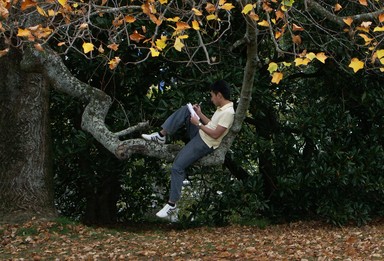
[171, 165, 185, 178]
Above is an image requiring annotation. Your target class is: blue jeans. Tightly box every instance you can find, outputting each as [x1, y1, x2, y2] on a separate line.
[162, 106, 214, 202]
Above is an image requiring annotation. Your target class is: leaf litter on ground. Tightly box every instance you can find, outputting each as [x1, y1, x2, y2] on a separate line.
[1, 217, 383, 260]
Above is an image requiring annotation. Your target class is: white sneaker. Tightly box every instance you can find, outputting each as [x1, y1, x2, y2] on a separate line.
[156, 204, 178, 220]
[141, 132, 166, 144]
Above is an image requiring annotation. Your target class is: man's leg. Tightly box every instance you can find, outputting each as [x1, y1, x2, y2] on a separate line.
[169, 135, 214, 203]
[156, 134, 213, 219]
[161, 105, 199, 138]
[142, 105, 198, 143]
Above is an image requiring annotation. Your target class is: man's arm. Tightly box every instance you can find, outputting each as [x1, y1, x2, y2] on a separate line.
[199, 124, 227, 139]
[190, 114, 228, 139]
[193, 104, 210, 125]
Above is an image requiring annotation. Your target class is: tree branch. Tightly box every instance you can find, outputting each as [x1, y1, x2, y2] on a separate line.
[305, 0, 384, 27]
[19, 45, 245, 166]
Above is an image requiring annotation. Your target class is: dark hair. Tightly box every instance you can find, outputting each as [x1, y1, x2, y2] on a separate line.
[210, 80, 231, 100]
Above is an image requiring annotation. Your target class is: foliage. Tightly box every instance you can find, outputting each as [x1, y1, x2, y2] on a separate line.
[253, 63, 384, 226]
[176, 166, 267, 227]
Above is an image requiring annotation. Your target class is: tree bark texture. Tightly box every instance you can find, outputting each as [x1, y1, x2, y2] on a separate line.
[0, 48, 55, 219]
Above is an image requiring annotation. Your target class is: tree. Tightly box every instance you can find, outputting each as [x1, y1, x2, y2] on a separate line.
[1, 0, 383, 222]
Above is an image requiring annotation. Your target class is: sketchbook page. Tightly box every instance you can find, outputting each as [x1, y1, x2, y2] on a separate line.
[187, 103, 200, 120]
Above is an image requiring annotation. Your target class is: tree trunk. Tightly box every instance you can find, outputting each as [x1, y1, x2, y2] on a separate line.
[0, 48, 55, 221]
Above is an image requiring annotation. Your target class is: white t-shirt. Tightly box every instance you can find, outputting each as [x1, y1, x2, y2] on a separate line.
[199, 102, 235, 149]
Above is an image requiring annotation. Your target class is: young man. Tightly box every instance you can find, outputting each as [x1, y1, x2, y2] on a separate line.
[142, 80, 235, 220]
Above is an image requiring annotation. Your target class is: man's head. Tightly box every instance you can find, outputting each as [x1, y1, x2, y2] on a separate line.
[209, 80, 231, 100]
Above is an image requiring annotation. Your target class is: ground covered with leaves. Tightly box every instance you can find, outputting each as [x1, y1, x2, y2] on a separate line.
[1, 217, 383, 260]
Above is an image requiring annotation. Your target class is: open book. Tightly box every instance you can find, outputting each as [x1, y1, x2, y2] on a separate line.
[187, 103, 200, 120]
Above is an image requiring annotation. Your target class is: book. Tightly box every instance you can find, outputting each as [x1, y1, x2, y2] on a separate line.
[187, 103, 200, 120]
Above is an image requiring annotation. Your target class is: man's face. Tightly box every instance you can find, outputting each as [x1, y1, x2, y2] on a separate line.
[210, 91, 220, 106]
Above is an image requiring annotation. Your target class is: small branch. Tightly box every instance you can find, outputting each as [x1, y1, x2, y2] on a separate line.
[115, 121, 149, 137]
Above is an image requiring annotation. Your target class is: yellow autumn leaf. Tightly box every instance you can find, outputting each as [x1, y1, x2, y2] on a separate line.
[192, 20, 200, 30]
[275, 31, 282, 39]
[82, 42, 94, 54]
[380, 58, 384, 65]
[380, 68, 384, 72]
[356, 26, 369, 33]
[343, 17, 353, 26]
[58, 0, 67, 7]
[358, 33, 373, 45]
[167, 16, 180, 22]
[305, 52, 316, 61]
[376, 50, 384, 59]
[221, 3, 234, 11]
[155, 36, 167, 50]
[159, 0, 168, 4]
[258, 20, 270, 27]
[192, 8, 203, 16]
[36, 6, 47, 17]
[373, 26, 384, 32]
[206, 14, 217, 21]
[241, 4, 253, 14]
[108, 57, 121, 70]
[294, 57, 310, 66]
[271, 72, 283, 84]
[17, 28, 32, 38]
[174, 37, 184, 52]
[178, 34, 189, 39]
[316, 52, 328, 63]
[150, 47, 160, 57]
[48, 9, 56, 16]
[349, 58, 364, 73]
[267, 62, 278, 74]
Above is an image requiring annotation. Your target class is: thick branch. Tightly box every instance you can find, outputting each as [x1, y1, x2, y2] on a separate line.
[305, 0, 384, 27]
[19, 46, 151, 158]
[19, 45, 246, 165]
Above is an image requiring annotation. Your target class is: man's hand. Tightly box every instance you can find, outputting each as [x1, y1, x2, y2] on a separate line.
[192, 103, 201, 115]
[190, 115, 200, 126]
